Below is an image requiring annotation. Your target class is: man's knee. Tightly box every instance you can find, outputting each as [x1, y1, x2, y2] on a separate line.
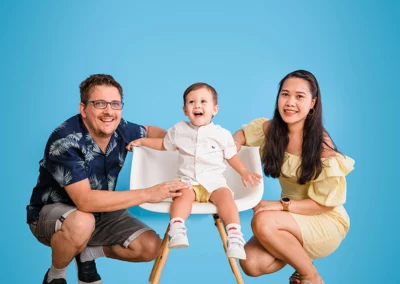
[128, 230, 161, 262]
[61, 210, 95, 248]
[140, 231, 161, 261]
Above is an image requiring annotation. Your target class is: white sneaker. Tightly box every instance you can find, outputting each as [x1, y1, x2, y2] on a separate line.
[226, 232, 246, 259]
[168, 223, 189, 249]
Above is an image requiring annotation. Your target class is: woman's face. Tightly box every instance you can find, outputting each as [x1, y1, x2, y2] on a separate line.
[277, 77, 316, 127]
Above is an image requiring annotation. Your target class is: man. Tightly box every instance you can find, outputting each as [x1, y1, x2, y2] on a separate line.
[26, 74, 188, 284]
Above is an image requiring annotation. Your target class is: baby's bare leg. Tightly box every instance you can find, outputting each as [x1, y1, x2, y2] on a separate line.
[209, 187, 239, 225]
[170, 188, 195, 220]
[210, 187, 246, 259]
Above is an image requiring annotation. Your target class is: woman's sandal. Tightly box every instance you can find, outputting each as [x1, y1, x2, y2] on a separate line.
[299, 277, 324, 284]
[289, 271, 301, 284]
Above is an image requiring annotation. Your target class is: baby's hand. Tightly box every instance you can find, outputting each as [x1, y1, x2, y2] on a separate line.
[126, 139, 142, 152]
[241, 172, 262, 188]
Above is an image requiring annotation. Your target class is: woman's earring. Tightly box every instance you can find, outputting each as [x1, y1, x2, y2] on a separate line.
[308, 108, 315, 116]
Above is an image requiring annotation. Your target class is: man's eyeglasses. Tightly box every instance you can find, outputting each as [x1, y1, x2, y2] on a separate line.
[85, 100, 124, 110]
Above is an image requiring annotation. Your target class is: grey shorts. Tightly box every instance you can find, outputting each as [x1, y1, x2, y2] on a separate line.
[29, 203, 153, 248]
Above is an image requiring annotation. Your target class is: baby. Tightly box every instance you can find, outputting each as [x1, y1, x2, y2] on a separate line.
[127, 83, 261, 259]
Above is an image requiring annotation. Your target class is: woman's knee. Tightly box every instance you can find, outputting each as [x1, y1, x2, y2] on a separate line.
[251, 211, 279, 238]
[62, 210, 95, 247]
[240, 258, 264, 277]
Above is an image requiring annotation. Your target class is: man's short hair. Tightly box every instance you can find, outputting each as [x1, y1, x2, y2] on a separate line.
[79, 74, 123, 103]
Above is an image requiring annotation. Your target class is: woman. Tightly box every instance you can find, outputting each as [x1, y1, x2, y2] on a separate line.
[234, 70, 354, 284]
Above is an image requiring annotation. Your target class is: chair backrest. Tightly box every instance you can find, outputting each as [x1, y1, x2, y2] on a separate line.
[130, 146, 264, 212]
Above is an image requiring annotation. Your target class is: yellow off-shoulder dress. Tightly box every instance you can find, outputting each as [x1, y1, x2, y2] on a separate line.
[243, 117, 355, 259]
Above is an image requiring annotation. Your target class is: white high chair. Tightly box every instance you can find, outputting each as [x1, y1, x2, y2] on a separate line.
[130, 146, 264, 284]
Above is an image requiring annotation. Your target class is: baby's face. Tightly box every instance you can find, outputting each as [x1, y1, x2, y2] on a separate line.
[183, 87, 218, 126]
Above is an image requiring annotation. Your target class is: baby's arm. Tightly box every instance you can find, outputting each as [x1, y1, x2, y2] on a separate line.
[126, 138, 166, 152]
[227, 155, 262, 187]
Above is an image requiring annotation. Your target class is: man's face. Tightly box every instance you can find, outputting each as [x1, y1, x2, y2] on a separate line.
[79, 85, 122, 140]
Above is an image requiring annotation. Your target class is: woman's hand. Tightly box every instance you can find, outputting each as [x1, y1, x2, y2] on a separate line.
[253, 200, 283, 215]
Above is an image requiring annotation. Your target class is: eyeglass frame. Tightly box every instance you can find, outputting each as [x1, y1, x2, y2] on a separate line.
[85, 100, 124, 110]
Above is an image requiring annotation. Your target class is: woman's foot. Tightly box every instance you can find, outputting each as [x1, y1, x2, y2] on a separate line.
[300, 275, 324, 284]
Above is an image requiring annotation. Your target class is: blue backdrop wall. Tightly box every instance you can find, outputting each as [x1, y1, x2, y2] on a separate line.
[1, 1, 398, 283]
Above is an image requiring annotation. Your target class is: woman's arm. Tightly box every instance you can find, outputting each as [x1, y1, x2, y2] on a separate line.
[253, 199, 334, 215]
[285, 199, 334, 215]
[233, 129, 246, 152]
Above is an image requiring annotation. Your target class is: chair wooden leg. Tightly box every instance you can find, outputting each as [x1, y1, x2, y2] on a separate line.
[213, 214, 244, 284]
[149, 224, 171, 284]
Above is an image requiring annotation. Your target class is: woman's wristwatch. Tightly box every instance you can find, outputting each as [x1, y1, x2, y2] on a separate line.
[280, 196, 291, 211]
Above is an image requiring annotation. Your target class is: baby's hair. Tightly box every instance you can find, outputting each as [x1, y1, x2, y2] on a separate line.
[183, 83, 218, 105]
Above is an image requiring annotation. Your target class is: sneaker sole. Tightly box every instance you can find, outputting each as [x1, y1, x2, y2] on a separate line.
[168, 243, 189, 249]
[74, 259, 102, 284]
[168, 239, 189, 249]
[226, 250, 246, 260]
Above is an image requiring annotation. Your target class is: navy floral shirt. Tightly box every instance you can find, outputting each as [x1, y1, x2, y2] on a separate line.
[26, 114, 146, 223]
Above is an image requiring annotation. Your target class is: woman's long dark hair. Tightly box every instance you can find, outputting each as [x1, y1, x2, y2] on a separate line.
[261, 70, 337, 184]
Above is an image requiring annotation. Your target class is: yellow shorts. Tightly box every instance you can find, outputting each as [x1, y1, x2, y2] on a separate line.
[184, 183, 233, 203]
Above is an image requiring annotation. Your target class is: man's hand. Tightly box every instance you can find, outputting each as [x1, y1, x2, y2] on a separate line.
[241, 172, 262, 187]
[253, 200, 283, 215]
[126, 139, 143, 152]
[145, 181, 190, 203]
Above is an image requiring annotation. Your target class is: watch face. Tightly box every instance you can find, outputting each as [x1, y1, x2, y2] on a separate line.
[282, 197, 290, 202]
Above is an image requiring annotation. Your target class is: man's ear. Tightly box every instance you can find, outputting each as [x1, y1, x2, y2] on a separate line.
[79, 102, 87, 118]
[182, 105, 188, 116]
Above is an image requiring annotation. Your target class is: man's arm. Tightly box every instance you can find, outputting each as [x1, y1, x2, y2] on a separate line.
[65, 179, 187, 213]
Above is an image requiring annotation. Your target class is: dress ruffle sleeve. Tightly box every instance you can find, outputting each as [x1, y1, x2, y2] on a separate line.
[307, 155, 355, 207]
[242, 117, 268, 147]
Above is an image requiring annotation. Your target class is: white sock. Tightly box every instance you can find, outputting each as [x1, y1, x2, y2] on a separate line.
[47, 264, 66, 282]
[226, 223, 242, 236]
[170, 217, 185, 226]
[80, 246, 105, 263]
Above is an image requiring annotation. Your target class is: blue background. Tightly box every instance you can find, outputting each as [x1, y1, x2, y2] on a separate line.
[1, 0, 398, 283]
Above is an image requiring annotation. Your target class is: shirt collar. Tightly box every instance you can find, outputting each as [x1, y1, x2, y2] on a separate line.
[188, 121, 214, 130]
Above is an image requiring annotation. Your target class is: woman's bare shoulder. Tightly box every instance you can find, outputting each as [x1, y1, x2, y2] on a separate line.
[263, 119, 271, 135]
[321, 132, 337, 158]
